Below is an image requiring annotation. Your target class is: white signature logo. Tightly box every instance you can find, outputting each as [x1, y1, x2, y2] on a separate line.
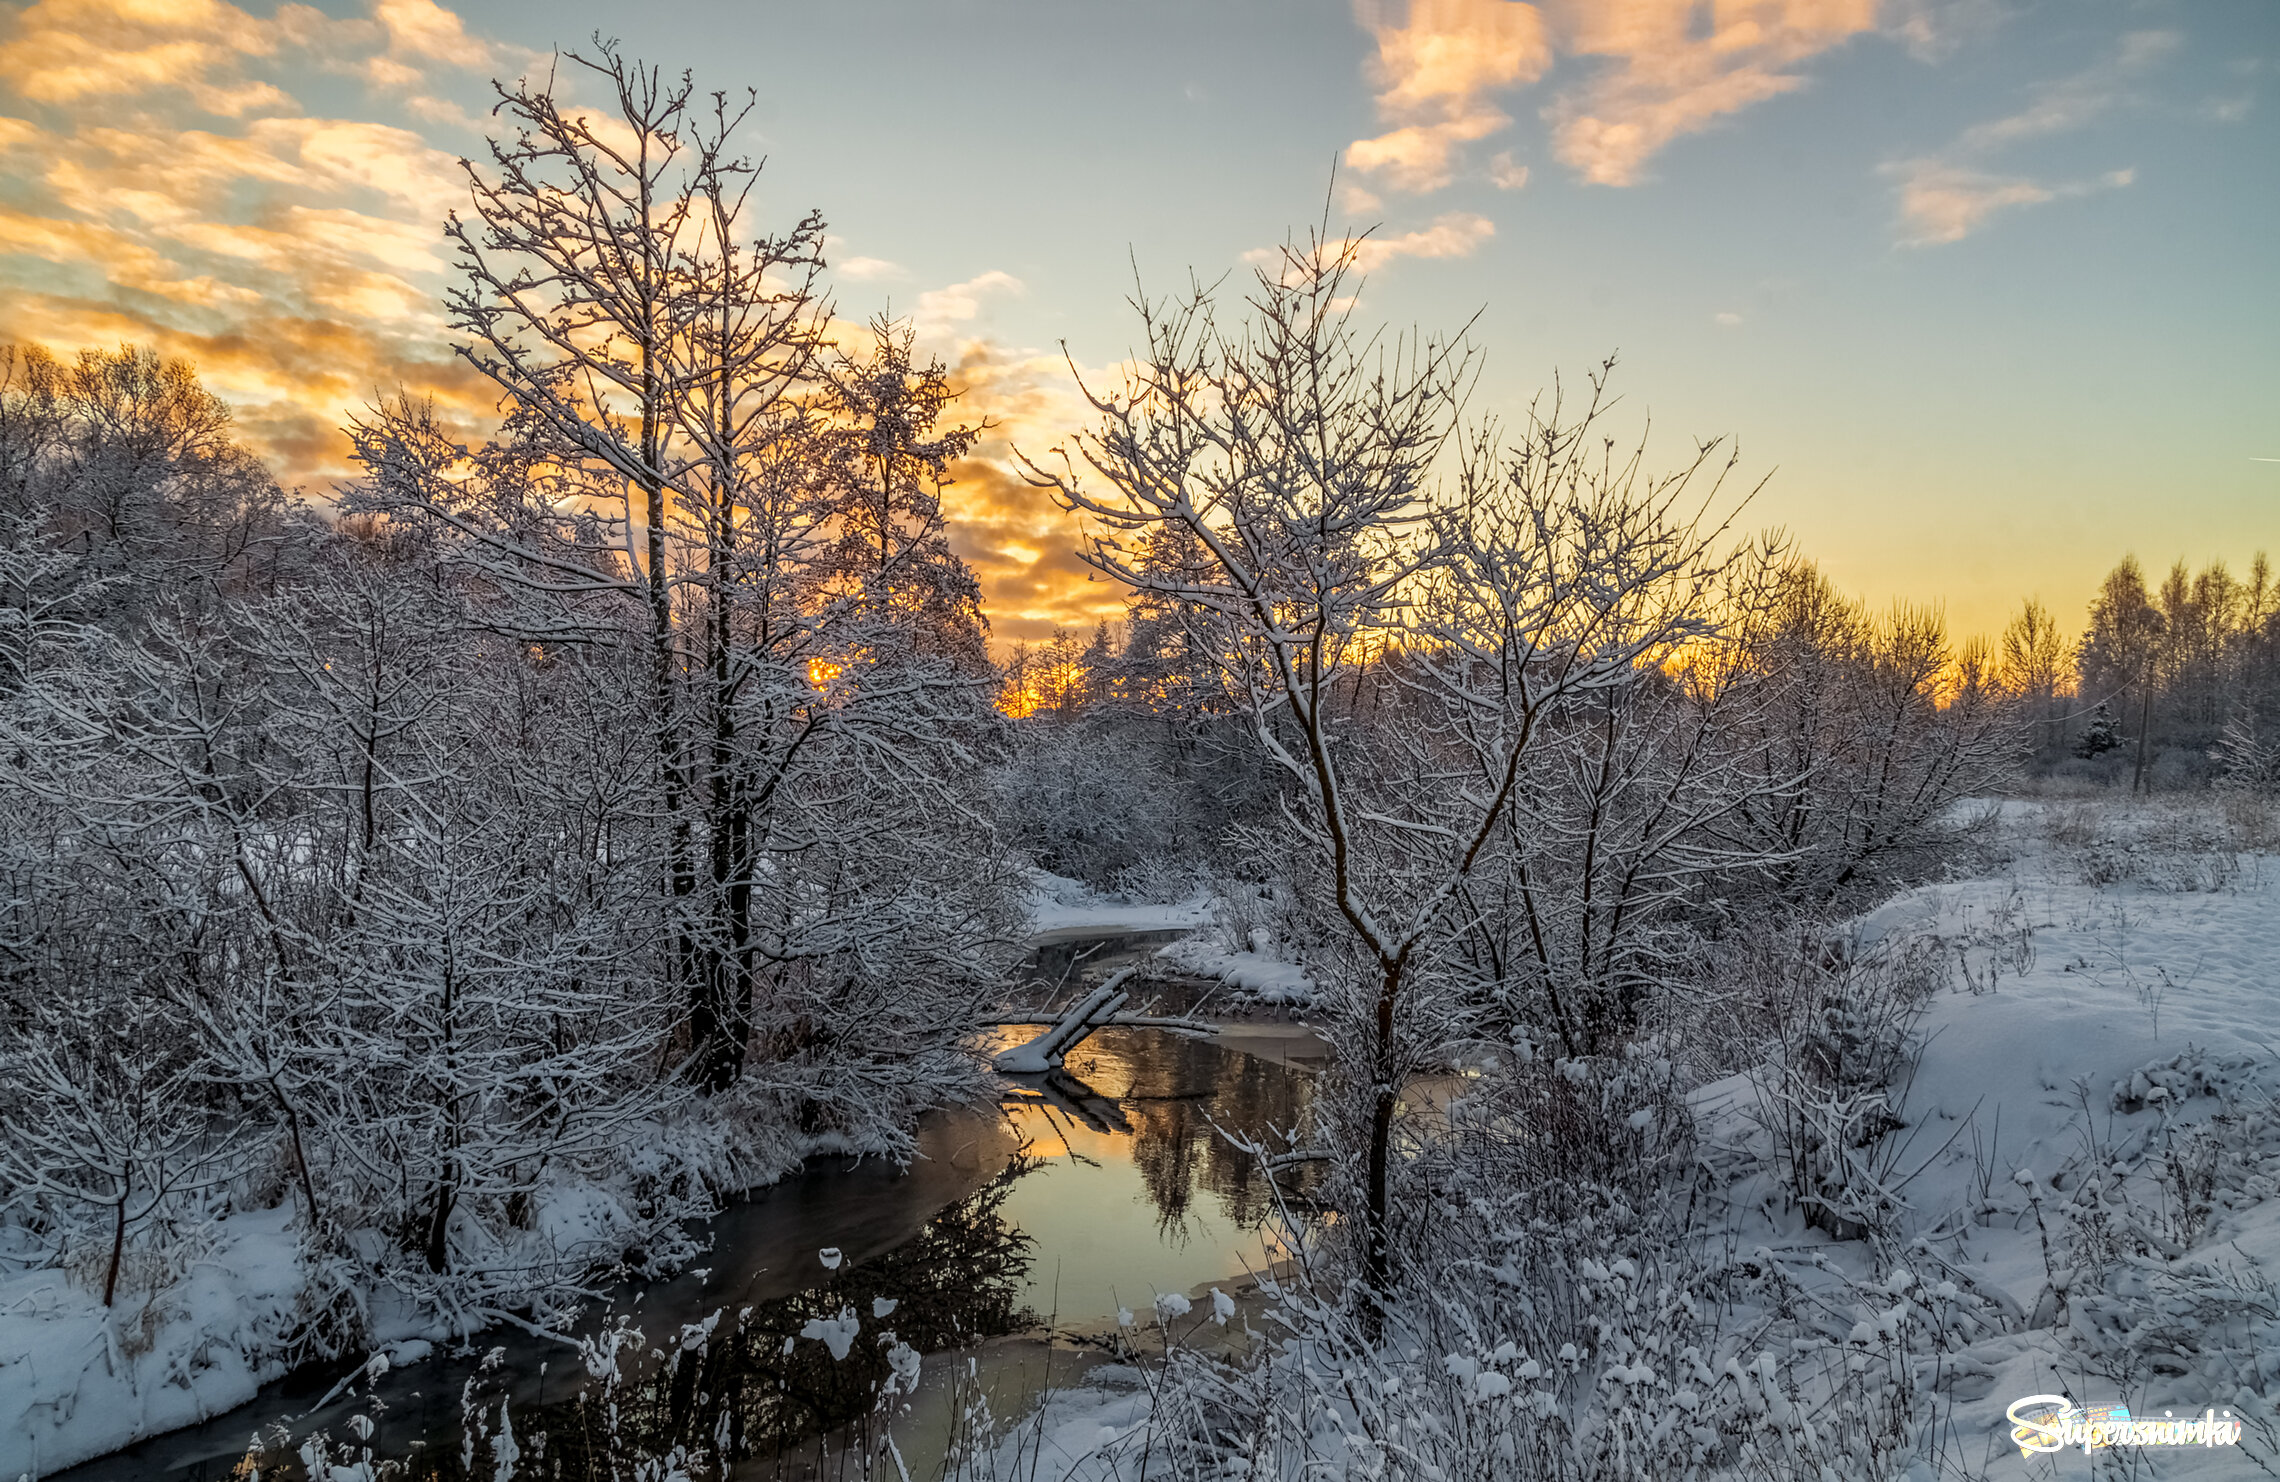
[2006, 1395, 2244, 1457]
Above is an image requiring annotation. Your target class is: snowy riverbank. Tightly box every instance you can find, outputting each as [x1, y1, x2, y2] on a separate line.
[979, 798, 2280, 1480]
[25, 802, 2280, 1480]
[1022, 870, 1320, 1005]
[0, 1105, 934, 1478]
[3, 872, 1306, 1478]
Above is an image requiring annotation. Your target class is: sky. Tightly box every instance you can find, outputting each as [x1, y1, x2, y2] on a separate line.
[0, 0, 2273, 645]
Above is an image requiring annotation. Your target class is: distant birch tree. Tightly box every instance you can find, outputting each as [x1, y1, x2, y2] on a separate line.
[2000, 595, 2070, 757]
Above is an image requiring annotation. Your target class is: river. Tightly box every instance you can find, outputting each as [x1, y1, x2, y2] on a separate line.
[52, 982, 1324, 1482]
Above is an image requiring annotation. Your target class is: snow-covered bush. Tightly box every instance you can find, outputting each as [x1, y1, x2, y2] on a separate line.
[1203, 875, 1296, 963]
[2045, 795, 2257, 892]
[993, 716, 1188, 887]
[1096, 1048, 1995, 1482]
[993, 710, 1277, 889]
[0, 989, 236, 1310]
[1976, 1061, 2280, 1470]
[1716, 571, 2021, 910]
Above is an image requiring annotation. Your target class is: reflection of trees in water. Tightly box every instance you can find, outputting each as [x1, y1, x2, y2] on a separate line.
[368, 1036, 1311, 1479]
[408, 1161, 1039, 1480]
[1066, 1030, 1313, 1240]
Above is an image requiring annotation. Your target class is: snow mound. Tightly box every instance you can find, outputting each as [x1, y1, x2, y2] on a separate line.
[1155, 936, 1316, 1003]
[0, 1204, 304, 1479]
[1780, 812, 2280, 1456]
[1022, 870, 1212, 943]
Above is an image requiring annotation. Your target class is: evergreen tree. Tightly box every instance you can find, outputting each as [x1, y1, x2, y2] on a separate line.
[2074, 700, 2125, 758]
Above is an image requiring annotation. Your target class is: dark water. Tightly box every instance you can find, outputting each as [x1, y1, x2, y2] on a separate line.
[53, 1023, 1317, 1482]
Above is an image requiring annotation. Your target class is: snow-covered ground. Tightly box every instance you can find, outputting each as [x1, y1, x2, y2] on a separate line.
[0, 1111, 866, 1478]
[1023, 870, 1319, 1004]
[1843, 805, 2280, 1471]
[1154, 937, 1317, 1003]
[1023, 871, 1214, 944]
[990, 799, 2280, 1479]
[0, 1205, 305, 1481]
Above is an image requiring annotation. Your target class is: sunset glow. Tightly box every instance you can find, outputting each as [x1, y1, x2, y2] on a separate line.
[8, 9, 2280, 1477]
[0, 0, 2271, 646]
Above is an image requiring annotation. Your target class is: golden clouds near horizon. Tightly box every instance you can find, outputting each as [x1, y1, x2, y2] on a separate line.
[0, 0, 502, 485]
[0, 0, 1125, 642]
[903, 270, 1131, 642]
[931, 341, 1127, 645]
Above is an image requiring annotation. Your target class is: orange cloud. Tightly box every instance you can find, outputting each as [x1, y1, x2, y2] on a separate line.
[1487, 150, 1530, 188]
[943, 453, 1126, 644]
[1348, 0, 1552, 192]
[918, 334, 1127, 643]
[915, 269, 1025, 344]
[1887, 162, 2134, 247]
[0, 0, 288, 114]
[1353, 210, 1496, 268]
[1346, 0, 1879, 192]
[372, 0, 501, 69]
[1242, 210, 1495, 282]
[1544, 0, 1878, 187]
[1886, 165, 2051, 245]
[0, 0, 496, 486]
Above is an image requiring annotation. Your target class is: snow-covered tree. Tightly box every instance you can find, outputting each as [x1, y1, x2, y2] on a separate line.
[0, 343, 290, 613]
[1029, 234, 1749, 1298]
[346, 47, 1017, 1096]
[1999, 594, 2071, 757]
[0, 991, 230, 1306]
[820, 315, 989, 671]
[2075, 699, 2126, 759]
[1721, 564, 2017, 902]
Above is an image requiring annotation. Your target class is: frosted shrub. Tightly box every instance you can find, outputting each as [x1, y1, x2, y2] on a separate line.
[994, 719, 1182, 888]
[2057, 797, 2247, 892]
[1096, 1048, 1985, 1482]
[1711, 926, 1945, 1242]
[2218, 785, 2280, 852]
[1207, 876, 1295, 961]
[1109, 854, 1212, 908]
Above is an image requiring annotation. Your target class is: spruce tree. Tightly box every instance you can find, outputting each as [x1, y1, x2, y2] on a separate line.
[2075, 700, 2125, 758]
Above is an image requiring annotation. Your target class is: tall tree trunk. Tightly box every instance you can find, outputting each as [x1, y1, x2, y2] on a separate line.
[423, 1165, 457, 1274]
[103, 1180, 127, 1307]
[1362, 958, 1403, 1314]
[689, 425, 745, 1091]
[637, 354, 697, 1048]
[429, 965, 459, 1272]
[274, 1081, 323, 1232]
[722, 797, 754, 1087]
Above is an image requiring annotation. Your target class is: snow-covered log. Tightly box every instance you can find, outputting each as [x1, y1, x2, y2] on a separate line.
[991, 969, 1137, 1073]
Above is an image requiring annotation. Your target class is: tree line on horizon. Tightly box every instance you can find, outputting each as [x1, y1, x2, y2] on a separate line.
[2003, 553, 2280, 792]
[1008, 550, 2280, 798]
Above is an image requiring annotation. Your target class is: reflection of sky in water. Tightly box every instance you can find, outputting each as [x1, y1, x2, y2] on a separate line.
[997, 1027, 1307, 1329]
[50, 1026, 1313, 1481]
[1002, 1102, 1273, 1326]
